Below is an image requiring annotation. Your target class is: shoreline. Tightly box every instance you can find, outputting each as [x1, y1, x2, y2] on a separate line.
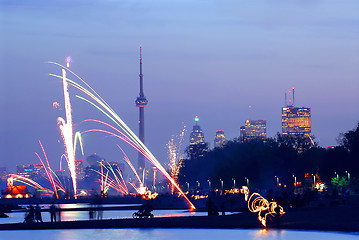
[0, 206, 358, 233]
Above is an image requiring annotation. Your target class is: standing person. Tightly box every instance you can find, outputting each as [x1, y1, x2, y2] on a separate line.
[50, 204, 57, 222]
[56, 205, 61, 222]
[24, 205, 35, 223]
[35, 204, 43, 223]
[221, 202, 226, 216]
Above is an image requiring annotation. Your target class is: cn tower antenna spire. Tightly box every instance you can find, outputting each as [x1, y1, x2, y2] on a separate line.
[140, 46, 144, 97]
[135, 46, 148, 183]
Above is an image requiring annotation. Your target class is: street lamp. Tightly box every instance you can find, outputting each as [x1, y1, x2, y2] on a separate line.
[312, 174, 316, 187]
[275, 176, 279, 185]
[207, 180, 211, 191]
[186, 182, 189, 192]
[346, 171, 350, 184]
[245, 177, 249, 187]
[293, 175, 297, 187]
[334, 172, 339, 183]
[232, 178, 236, 189]
[220, 179, 224, 194]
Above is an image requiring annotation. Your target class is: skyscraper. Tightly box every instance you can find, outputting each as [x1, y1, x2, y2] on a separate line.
[135, 47, 148, 174]
[214, 130, 226, 148]
[282, 107, 311, 135]
[282, 88, 311, 136]
[240, 120, 267, 142]
[189, 116, 205, 145]
[75, 160, 84, 181]
[16, 164, 45, 181]
[188, 116, 208, 159]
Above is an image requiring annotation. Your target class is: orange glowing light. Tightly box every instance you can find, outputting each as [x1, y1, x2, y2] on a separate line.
[248, 193, 285, 227]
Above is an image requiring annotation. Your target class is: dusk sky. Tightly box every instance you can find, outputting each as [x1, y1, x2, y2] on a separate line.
[1, 0, 358, 172]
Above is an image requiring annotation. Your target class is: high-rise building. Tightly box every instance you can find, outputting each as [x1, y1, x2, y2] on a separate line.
[135, 47, 148, 175]
[282, 107, 311, 135]
[240, 120, 267, 142]
[75, 160, 85, 181]
[214, 130, 226, 148]
[281, 88, 311, 136]
[188, 116, 208, 159]
[16, 164, 45, 180]
[189, 116, 205, 145]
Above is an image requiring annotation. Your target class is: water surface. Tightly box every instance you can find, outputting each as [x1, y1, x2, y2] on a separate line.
[0, 229, 357, 240]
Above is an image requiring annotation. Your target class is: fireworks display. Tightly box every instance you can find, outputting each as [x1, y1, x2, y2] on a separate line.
[48, 61, 195, 209]
[57, 67, 77, 198]
[167, 125, 186, 193]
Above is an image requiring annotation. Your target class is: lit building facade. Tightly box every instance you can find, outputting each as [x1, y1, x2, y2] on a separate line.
[16, 164, 45, 180]
[75, 160, 85, 181]
[240, 120, 267, 142]
[188, 116, 208, 159]
[281, 107, 311, 136]
[214, 130, 226, 148]
[189, 116, 205, 145]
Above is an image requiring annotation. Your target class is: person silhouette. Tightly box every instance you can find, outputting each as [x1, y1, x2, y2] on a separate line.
[50, 204, 57, 222]
[35, 204, 43, 223]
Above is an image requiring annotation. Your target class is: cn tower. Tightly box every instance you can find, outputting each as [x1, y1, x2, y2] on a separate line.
[135, 46, 148, 178]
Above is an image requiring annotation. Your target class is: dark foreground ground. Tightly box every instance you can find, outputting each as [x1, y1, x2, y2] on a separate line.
[0, 205, 358, 232]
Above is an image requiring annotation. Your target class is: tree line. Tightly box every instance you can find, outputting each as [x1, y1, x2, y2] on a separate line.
[178, 122, 359, 192]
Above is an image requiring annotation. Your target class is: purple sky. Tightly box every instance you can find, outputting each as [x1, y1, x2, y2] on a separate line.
[1, 0, 359, 172]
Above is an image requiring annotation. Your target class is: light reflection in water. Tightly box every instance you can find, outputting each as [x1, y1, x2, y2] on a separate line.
[0, 229, 357, 240]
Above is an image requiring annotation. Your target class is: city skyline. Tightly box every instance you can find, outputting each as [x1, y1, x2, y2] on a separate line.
[1, 0, 359, 172]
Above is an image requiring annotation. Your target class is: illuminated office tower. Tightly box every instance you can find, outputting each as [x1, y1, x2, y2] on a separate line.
[189, 116, 205, 145]
[16, 164, 44, 180]
[214, 130, 226, 148]
[75, 160, 85, 181]
[188, 116, 208, 159]
[240, 120, 267, 142]
[282, 88, 311, 136]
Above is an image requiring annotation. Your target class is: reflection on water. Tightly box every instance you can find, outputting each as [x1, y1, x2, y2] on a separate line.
[0, 204, 210, 224]
[0, 229, 357, 240]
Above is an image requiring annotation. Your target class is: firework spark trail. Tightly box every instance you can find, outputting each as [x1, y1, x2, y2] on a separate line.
[74, 131, 84, 157]
[103, 162, 129, 194]
[92, 169, 128, 194]
[91, 162, 129, 194]
[116, 166, 129, 193]
[306, 133, 315, 147]
[177, 125, 186, 155]
[82, 129, 148, 161]
[48, 168, 66, 193]
[167, 125, 186, 193]
[49, 65, 195, 209]
[60, 154, 69, 171]
[7, 174, 53, 192]
[35, 140, 58, 198]
[116, 144, 142, 185]
[128, 182, 141, 194]
[47, 61, 112, 112]
[57, 68, 77, 197]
